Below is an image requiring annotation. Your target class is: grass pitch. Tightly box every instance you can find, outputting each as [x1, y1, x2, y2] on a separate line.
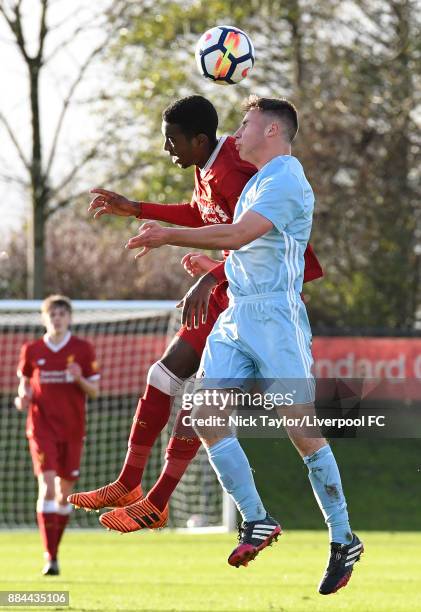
[1, 530, 420, 611]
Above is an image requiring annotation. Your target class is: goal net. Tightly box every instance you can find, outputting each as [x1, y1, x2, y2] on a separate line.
[0, 300, 235, 531]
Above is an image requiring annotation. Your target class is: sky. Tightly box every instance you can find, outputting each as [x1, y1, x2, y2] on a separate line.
[0, 0, 107, 235]
[1, 1, 419, 237]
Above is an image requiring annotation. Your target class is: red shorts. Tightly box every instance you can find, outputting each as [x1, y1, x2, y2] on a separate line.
[28, 436, 84, 481]
[176, 288, 228, 356]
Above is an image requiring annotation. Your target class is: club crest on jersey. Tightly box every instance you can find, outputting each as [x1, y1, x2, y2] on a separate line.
[37, 359, 46, 365]
[67, 355, 75, 364]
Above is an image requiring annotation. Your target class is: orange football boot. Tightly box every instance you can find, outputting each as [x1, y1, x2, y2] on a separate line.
[67, 481, 143, 511]
[99, 497, 168, 533]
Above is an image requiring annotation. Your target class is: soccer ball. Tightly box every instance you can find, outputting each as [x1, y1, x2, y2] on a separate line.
[195, 25, 255, 85]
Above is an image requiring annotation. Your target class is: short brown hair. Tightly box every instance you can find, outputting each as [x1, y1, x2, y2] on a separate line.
[41, 294, 72, 315]
[242, 95, 299, 142]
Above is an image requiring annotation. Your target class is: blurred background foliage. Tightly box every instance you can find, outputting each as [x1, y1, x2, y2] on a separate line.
[2, 0, 420, 330]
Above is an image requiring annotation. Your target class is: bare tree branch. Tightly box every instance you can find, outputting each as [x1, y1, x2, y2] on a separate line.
[44, 0, 128, 63]
[45, 186, 94, 217]
[48, 143, 100, 200]
[51, 1, 114, 28]
[0, 171, 28, 187]
[44, 38, 109, 177]
[46, 162, 143, 218]
[36, 0, 48, 62]
[98, 162, 147, 190]
[44, 0, 128, 178]
[45, 187, 91, 217]
[0, 3, 13, 24]
[47, 4, 88, 32]
[7, 1, 30, 62]
[0, 110, 29, 170]
[43, 21, 94, 64]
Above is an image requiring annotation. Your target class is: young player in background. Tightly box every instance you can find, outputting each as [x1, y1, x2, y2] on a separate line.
[69, 95, 322, 539]
[123, 96, 363, 594]
[15, 295, 100, 576]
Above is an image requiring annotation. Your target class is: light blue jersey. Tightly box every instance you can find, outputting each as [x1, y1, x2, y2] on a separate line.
[199, 154, 315, 402]
[225, 155, 314, 297]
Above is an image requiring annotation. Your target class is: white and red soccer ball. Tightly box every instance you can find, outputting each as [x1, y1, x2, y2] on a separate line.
[195, 25, 255, 85]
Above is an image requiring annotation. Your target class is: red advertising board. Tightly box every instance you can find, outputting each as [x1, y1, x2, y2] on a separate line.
[1, 333, 420, 399]
[313, 337, 421, 379]
[313, 337, 421, 400]
[0, 332, 167, 395]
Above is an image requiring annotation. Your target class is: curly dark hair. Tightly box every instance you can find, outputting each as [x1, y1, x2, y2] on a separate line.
[163, 95, 218, 141]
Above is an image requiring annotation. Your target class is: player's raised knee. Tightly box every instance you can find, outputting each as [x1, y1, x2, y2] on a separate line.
[147, 361, 184, 396]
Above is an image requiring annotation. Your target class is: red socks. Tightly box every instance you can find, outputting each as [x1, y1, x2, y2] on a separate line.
[37, 502, 73, 560]
[118, 384, 172, 490]
[56, 515, 69, 546]
[56, 504, 72, 547]
[37, 511, 58, 561]
[147, 412, 201, 511]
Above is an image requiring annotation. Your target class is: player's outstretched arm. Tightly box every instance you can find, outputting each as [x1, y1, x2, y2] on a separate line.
[126, 212, 273, 256]
[89, 188, 204, 227]
[89, 188, 140, 218]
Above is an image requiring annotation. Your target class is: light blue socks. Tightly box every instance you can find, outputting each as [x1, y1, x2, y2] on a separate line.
[207, 438, 352, 540]
[304, 445, 352, 544]
[207, 437, 266, 523]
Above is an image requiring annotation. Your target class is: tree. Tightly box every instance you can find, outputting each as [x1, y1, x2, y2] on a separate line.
[102, 0, 420, 328]
[0, 202, 193, 300]
[3, 0, 418, 324]
[0, 0, 131, 298]
[299, 0, 421, 329]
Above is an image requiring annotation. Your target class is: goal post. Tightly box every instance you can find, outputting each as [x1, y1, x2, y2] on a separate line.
[0, 300, 236, 532]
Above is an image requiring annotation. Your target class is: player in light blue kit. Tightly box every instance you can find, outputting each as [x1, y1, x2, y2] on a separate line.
[124, 96, 363, 595]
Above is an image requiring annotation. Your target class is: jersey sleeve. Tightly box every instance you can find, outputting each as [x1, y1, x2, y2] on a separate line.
[303, 243, 324, 283]
[139, 201, 205, 227]
[17, 343, 33, 378]
[249, 172, 308, 233]
[81, 341, 100, 380]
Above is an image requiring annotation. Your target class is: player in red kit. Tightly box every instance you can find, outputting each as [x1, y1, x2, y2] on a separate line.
[15, 295, 100, 575]
[68, 95, 323, 533]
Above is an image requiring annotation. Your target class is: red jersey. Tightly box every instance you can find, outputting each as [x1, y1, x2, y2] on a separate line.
[141, 136, 255, 307]
[141, 136, 255, 228]
[140, 136, 323, 305]
[191, 135, 257, 224]
[18, 333, 100, 441]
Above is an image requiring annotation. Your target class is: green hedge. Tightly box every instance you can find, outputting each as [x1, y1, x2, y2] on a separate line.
[242, 438, 421, 531]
